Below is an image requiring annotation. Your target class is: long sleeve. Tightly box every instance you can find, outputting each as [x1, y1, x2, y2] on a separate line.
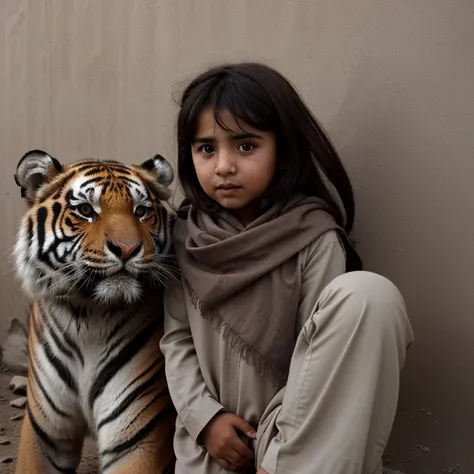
[160, 282, 225, 442]
[295, 230, 347, 333]
[260, 230, 346, 473]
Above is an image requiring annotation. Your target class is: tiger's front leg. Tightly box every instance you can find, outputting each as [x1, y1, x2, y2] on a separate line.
[15, 378, 85, 474]
[96, 343, 176, 474]
[100, 416, 176, 474]
[15, 313, 86, 474]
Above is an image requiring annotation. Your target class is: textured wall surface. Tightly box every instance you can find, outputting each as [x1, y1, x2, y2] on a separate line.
[0, 1, 472, 472]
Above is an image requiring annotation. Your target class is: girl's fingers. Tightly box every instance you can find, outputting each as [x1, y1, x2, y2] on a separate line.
[219, 458, 239, 471]
[225, 450, 242, 464]
[226, 449, 254, 471]
[230, 416, 257, 439]
[231, 437, 255, 460]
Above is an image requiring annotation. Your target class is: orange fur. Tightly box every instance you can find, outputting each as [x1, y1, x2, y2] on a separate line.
[13, 154, 177, 473]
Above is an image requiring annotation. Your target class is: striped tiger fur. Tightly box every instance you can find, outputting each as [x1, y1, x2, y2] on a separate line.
[12, 150, 177, 474]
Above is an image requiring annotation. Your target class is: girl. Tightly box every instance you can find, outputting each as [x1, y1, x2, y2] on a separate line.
[160, 62, 413, 474]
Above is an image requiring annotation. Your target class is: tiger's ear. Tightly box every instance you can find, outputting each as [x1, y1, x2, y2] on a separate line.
[139, 154, 174, 187]
[138, 154, 174, 201]
[15, 150, 63, 202]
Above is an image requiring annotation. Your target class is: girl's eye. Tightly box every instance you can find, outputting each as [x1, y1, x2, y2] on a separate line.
[199, 144, 215, 155]
[135, 205, 149, 219]
[77, 203, 95, 218]
[238, 143, 255, 152]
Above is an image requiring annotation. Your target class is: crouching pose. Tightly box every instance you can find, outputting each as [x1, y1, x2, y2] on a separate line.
[161, 63, 414, 474]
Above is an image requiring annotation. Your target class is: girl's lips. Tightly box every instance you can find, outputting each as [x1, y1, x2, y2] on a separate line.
[216, 184, 242, 195]
[216, 183, 240, 190]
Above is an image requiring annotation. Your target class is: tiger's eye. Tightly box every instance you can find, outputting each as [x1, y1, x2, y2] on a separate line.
[78, 203, 94, 218]
[135, 205, 148, 218]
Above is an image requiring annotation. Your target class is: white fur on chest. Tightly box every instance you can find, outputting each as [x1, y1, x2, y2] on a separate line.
[33, 300, 152, 438]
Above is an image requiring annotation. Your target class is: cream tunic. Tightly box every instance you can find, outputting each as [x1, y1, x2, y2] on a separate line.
[160, 231, 346, 473]
[161, 230, 413, 474]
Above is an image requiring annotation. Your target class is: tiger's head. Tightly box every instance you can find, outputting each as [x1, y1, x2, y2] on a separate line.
[13, 150, 177, 306]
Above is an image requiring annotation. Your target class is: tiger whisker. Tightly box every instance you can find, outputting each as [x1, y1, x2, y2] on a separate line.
[148, 266, 180, 286]
[35, 262, 81, 284]
[47, 267, 89, 293]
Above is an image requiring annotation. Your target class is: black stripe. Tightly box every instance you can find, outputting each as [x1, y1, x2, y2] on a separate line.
[85, 248, 104, 255]
[83, 167, 103, 176]
[65, 189, 74, 202]
[58, 200, 69, 235]
[105, 162, 131, 169]
[106, 165, 132, 174]
[36, 204, 75, 268]
[105, 316, 128, 345]
[51, 202, 67, 264]
[135, 189, 147, 200]
[97, 365, 166, 429]
[118, 356, 162, 396]
[118, 392, 172, 440]
[37, 207, 48, 258]
[72, 160, 101, 169]
[51, 202, 62, 236]
[49, 311, 85, 366]
[64, 217, 78, 230]
[88, 320, 157, 408]
[98, 335, 126, 367]
[30, 359, 71, 418]
[50, 203, 75, 263]
[40, 305, 74, 360]
[101, 179, 111, 194]
[80, 177, 102, 188]
[27, 405, 57, 449]
[101, 402, 174, 471]
[68, 236, 83, 261]
[48, 456, 76, 474]
[120, 176, 141, 187]
[28, 406, 77, 473]
[42, 338, 79, 394]
[27, 217, 34, 248]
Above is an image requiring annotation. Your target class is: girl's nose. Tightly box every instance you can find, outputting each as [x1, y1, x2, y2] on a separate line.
[215, 151, 236, 176]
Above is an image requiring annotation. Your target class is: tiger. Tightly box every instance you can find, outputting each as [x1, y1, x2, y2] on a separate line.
[11, 149, 177, 474]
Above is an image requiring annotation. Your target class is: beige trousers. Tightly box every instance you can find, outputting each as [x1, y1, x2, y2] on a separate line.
[254, 271, 414, 474]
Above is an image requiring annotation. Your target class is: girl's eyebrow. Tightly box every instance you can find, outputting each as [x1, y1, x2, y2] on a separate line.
[192, 132, 263, 144]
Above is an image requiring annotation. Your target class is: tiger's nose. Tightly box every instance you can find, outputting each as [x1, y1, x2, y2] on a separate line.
[106, 240, 143, 260]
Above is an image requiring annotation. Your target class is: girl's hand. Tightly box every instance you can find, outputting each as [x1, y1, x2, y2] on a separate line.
[202, 412, 256, 472]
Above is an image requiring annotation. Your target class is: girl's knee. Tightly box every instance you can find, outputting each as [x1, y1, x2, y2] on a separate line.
[325, 271, 404, 306]
[317, 271, 411, 337]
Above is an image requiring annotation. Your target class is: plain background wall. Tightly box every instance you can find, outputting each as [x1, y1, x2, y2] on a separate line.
[0, 1, 473, 472]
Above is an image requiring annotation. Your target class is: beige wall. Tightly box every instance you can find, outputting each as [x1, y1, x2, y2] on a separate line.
[1, 1, 472, 471]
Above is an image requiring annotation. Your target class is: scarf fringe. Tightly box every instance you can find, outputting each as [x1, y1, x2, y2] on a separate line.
[185, 280, 285, 387]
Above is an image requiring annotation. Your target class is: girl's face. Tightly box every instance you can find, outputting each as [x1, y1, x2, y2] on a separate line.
[191, 108, 277, 224]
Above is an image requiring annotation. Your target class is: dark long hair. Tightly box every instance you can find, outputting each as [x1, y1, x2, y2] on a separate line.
[176, 62, 362, 270]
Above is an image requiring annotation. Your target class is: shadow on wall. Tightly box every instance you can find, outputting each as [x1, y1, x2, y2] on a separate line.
[331, 36, 474, 469]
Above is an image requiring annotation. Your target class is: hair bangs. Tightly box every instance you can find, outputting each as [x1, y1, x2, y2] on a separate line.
[207, 77, 277, 135]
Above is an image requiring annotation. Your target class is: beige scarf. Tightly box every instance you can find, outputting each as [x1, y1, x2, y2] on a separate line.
[173, 195, 344, 386]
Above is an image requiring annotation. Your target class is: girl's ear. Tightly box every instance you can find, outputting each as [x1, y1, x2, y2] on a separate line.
[139, 154, 174, 187]
[15, 150, 63, 203]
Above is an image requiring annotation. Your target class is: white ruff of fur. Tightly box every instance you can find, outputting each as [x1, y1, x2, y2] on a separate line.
[93, 275, 142, 305]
